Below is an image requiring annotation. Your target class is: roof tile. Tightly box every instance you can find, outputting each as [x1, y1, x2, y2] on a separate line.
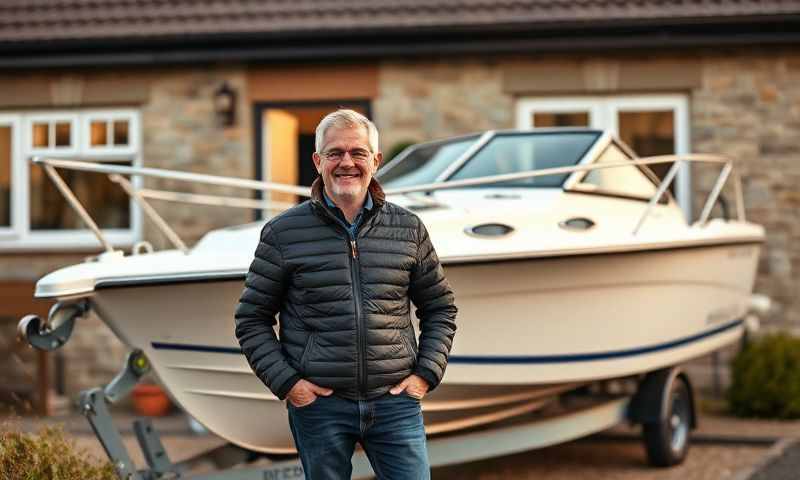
[0, 0, 798, 43]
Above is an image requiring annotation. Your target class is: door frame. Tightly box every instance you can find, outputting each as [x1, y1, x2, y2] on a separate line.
[251, 99, 372, 220]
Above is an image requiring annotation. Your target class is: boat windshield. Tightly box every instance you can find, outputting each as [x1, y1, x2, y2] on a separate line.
[449, 131, 601, 188]
[378, 136, 477, 188]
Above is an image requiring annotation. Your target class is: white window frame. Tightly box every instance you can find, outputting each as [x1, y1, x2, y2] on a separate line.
[0, 114, 22, 239]
[0, 109, 142, 251]
[25, 112, 80, 156]
[81, 110, 139, 156]
[516, 94, 691, 220]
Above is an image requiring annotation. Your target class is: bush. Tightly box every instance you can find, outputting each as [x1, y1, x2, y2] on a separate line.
[727, 333, 800, 419]
[0, 421, 116, 480]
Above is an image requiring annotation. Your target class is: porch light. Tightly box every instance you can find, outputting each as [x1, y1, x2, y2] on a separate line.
[213, 82, 237, 127]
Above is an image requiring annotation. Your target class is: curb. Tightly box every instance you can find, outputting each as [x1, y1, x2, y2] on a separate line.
[732, 437, 800, 480]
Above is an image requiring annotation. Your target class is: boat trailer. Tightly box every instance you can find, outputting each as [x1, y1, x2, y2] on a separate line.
[18, 305, 700, 480]
[80, 351, 640, 480]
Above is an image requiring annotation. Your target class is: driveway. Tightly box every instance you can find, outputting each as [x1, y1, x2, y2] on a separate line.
[15, 407, 800, 479]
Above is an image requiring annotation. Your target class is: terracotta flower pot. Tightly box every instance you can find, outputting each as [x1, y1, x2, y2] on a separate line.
[131, 384, 172, 417]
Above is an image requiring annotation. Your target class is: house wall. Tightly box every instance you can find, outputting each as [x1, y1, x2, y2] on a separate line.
[376, 59, 515, 153]
[0, 66, 254, 399]
[141, 67, 252, 249]
[374, 50, 800, 393]
[691, 53, 800, 334]
[376, 51, 799, 328]
[0, 63, 380, 399]
[248, 64, 378, 102]
[1, 48, 797, 402]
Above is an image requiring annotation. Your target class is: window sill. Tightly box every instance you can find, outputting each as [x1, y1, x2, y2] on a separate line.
[0, 231, 136, 253]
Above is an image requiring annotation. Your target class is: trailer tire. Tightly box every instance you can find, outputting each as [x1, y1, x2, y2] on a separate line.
[642, 375, 691, 467]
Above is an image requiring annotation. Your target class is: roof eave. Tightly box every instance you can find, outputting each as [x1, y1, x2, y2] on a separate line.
[0, 17, 798, 70]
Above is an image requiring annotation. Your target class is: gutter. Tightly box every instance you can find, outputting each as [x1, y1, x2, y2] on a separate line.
[1, 19, 799, 70]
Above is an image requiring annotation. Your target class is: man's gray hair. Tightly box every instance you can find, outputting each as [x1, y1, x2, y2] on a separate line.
[315, 109, 380, 153]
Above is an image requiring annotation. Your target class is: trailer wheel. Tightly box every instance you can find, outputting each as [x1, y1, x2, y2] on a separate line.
[642, 375, 691, 467]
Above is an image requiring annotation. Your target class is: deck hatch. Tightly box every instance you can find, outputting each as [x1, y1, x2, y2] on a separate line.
[466, 223, 514, 237]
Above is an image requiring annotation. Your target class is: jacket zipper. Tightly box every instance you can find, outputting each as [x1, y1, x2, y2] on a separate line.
[348, 235, 367, 397]
[315, 202, 370, 398]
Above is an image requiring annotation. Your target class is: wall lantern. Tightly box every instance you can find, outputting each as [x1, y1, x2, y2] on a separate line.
[213, 82, 237, 127]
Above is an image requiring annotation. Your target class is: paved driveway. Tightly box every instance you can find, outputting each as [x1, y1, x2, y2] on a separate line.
[17, 409, 800, 479]
[432, 437, 766, 479]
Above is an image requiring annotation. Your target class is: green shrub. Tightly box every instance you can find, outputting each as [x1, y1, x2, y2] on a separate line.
[0, 421, 116, 480]
[727, 333, 800, 419]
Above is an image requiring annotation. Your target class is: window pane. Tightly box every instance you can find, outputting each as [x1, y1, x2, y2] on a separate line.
[113, 120, 129, 146]
[32, 123, 49, 148]
[450, 132, 600, 188]
[618, 110, 675, 183]
[0, 126, 11, 227]
[533, 112, 589, 127]
[378, 138, 476, 188]
[90, 121, 108, 146]
[30, 161, 130, 230]
[55, 122, 71, 147]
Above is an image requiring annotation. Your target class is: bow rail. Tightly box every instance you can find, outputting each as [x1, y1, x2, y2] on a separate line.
[31, 153, 745, 255]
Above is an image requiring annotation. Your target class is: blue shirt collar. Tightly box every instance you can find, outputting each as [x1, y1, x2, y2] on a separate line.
[322, 190, 373, 212]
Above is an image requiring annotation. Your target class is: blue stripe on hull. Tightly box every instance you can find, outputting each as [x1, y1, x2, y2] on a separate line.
[152, 342, 242, 354]
[151, 318, 742, 364]
[448, 319, 742, 364]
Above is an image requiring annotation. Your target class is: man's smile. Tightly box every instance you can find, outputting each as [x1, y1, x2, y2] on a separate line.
[335, 172, 362, 180]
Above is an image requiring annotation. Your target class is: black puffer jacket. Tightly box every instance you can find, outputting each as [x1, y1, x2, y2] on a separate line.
[234, 178, 457, 401]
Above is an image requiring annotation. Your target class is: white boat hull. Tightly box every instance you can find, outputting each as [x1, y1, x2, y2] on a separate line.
[86, 240, 759, 453]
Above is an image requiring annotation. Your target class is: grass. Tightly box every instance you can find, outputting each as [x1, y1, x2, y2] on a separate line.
[0, 419, 116, 480]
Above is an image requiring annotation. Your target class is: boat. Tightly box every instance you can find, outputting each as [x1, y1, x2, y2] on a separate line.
[19, 129, 764, 457]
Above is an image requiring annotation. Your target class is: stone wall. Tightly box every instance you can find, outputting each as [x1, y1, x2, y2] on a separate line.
[57, 312, 128, 397]
[61, 67, 254, 394]
[375, 52, 799, 337]
[373, 52, 799, 394]
[0, 65, 255, 402]
[691, 51, 800, 334]
[374, 59, 514, 153]
[141, 67, 253, 249]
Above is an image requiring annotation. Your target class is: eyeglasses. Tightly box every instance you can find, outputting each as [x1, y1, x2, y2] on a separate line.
[321, 148, 372, 163]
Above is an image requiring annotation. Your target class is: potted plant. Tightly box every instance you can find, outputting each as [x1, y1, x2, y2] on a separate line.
[131, 378, 172, 417]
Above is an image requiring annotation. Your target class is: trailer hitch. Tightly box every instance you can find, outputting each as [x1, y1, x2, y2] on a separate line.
[17, 299, 89, 351]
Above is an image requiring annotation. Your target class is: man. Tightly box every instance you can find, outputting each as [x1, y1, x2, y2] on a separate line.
[234, 109, 457, 479]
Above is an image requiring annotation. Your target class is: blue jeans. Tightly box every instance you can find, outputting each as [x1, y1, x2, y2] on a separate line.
[287, 392, 430, 480]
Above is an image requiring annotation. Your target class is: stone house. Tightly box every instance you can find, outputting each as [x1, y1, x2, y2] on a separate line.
[0, 1, 798, 410]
